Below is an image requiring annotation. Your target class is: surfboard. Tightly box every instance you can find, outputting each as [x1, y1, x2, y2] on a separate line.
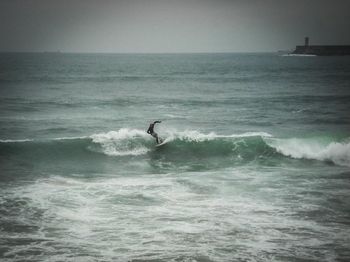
[155, 138, 167, 147]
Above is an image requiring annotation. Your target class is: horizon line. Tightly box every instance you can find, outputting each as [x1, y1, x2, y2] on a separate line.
[0, 50, 281, 55]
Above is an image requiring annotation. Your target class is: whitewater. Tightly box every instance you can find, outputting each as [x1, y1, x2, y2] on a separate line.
[1, 53, 350, 261]
[2, 129, 349, 167]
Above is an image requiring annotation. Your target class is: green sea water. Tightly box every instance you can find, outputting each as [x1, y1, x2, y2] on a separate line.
[0, 53, 350, 261]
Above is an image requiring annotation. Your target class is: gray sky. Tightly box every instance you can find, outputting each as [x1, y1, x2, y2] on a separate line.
[1, 0, 350, 53]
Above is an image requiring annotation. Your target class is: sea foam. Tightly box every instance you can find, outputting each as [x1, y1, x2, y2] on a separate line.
[2, 129, 348, 167]
[0, 139, 33, 143]
[89, 128, 273, 157]
[266, 138, 350, 167]
[90, 128, 151, 156]
[159, 129, 272, 143]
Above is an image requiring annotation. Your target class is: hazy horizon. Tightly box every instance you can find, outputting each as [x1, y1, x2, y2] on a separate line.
[1, 0, 350, 53]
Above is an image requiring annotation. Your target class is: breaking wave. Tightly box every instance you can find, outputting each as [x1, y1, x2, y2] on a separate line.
[0, 129, 349, 167]
[266, 138, 350, 167]
[90, 129, 152, 156]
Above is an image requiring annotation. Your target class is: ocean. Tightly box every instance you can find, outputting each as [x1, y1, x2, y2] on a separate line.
[0, 53, 349, 261]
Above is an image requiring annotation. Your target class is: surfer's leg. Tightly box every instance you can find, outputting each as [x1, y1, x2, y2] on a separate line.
[151, 132, 159, 143]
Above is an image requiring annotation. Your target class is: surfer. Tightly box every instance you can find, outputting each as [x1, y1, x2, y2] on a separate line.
[147, 121, 162, 144]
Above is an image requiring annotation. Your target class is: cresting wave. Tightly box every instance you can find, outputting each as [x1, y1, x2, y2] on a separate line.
[266, 138, 350, 167]
[0, 129, 349, 167]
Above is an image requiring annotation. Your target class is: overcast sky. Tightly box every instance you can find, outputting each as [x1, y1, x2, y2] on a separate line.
[1, 0, 349, 53]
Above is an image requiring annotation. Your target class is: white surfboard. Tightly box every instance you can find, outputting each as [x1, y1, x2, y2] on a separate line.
[155, 138, 167, 147]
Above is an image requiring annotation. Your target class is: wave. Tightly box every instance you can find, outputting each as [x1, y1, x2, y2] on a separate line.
[90, 129, 152, 156]
[266, 138, 350, 167]
[88, 129, 274, 158]
[89, 129, 273, 158]
[0, 139, 34, 143]
[0, 129, 349, 167]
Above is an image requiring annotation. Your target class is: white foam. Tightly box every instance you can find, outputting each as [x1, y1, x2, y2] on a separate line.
[0, 136, 90, 143]
[0, 138, 33, 143]
[162, 129, 273, 143]
[99, 146, 149, 156]
[227, 131, 273, 138]
[90, 128, 151, 156]
[175, 130, 217, 142]
[91, 128, 149, 141]
[53, 136, 88, 141]
[267, 138, 350, 167]
[88, 128, 273, 156]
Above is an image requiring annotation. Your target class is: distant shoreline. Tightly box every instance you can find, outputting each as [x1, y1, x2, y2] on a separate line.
[0, 51, 278, 55]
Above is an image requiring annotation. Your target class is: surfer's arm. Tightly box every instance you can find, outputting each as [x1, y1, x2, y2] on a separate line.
[154, 121, 161, 124]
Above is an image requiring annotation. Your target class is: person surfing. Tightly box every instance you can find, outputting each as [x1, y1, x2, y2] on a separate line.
[147, 121, 162, 144]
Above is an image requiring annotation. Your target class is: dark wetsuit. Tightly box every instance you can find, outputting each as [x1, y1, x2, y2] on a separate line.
[147, 121, 161, 143]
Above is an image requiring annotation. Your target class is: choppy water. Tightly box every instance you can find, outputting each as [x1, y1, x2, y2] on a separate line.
[1, 53, 350, 261]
